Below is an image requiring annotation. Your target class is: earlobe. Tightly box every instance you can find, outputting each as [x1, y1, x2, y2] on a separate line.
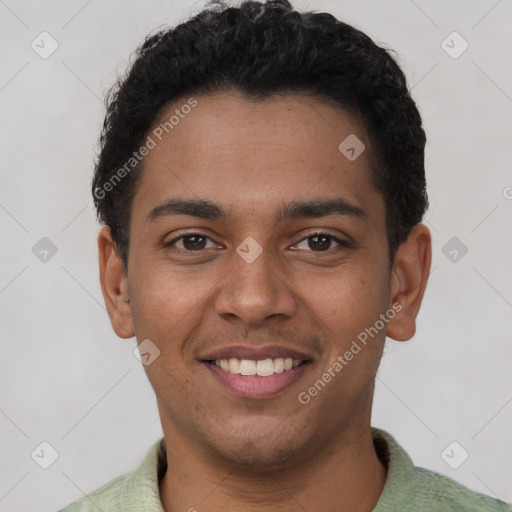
[386, 224, 432, 342]
[98, 226, 135, 339]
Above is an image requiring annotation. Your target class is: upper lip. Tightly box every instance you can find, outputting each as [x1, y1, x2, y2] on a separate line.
[200, 345, 312, 362]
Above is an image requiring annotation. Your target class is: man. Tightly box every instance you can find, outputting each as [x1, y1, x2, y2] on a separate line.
[60, 0, 510, 510]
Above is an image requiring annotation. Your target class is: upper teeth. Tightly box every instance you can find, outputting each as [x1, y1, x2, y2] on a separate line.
[214, 358, 303, 376]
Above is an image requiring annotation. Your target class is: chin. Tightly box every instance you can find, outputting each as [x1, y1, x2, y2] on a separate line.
[223, 444, 298, 469]
[206, 427, 310, 469]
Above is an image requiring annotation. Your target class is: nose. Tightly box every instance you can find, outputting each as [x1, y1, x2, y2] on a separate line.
[214, 244, 297, 328]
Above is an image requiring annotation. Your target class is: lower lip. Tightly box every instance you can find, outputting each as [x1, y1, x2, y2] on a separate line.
[203, 361, 311, 399]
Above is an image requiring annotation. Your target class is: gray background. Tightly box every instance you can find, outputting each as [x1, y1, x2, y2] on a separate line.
[1, 0, 511, 510]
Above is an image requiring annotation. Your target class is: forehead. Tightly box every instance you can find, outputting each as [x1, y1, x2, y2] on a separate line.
[131, 91, 383, 227]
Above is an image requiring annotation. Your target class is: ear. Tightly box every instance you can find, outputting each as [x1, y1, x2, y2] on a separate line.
[386, 224, 432, 342]
[98, 225, 135, 339]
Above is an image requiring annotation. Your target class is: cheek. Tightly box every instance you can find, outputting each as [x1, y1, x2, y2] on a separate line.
[307, 264, 387, 333]
[129, 261, 201, 341]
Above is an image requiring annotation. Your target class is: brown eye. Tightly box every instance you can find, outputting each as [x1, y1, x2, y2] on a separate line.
[308, 234, 332, 251]
[292, 232, 352, 252]
[164, 233, 218, 251]
[181, 235, 207, 250]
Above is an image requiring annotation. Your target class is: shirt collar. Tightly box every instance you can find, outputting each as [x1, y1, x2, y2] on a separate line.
[119, 427, 415, 511]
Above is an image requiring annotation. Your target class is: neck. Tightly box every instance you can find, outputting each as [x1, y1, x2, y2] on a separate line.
[159, 421, 387, 512]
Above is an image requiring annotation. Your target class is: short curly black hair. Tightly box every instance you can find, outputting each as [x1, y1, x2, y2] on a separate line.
[92, 0, 428, 269]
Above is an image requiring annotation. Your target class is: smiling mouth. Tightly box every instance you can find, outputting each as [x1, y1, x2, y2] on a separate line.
[205, 357, 309, 377]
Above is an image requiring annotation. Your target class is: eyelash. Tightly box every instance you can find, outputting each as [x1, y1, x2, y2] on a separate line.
[163, 231, 352, 253]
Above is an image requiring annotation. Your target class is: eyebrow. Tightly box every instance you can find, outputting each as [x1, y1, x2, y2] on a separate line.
[146, 197, 368, 223]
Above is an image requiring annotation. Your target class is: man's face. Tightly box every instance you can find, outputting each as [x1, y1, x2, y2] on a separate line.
[124, 92, 393, 464]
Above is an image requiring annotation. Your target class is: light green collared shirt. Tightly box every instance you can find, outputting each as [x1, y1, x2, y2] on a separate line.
[59, 427, 510, 511]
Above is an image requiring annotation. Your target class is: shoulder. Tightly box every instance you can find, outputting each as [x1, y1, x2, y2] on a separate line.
[57, 474, 124, 511]
[57, 437, 166, 512]
[372, 427, 511, 512]
[406, 466, 511, 512]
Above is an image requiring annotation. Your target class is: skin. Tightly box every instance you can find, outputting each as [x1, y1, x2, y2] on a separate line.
[98, 91, 431, 512]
